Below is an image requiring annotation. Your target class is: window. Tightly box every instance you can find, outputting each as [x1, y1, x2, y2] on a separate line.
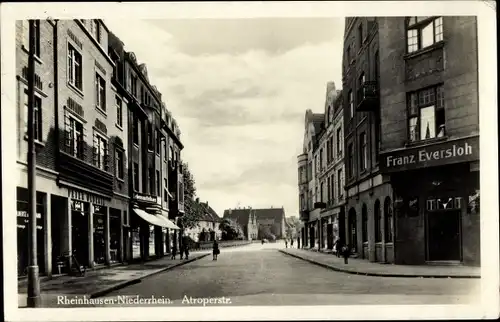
[149, 168, 154, 195]
[156, 130, 161, 154]
[116, 96, 122, 127]
[163, 140, 168, 161]
[23, 89, 42, 141]
[348, 143, 354, 178]
[346, 45, 351, 64]
[178, 182, 184, 204]
[319, 148, 323, 171]
[406, 17, 444, 53]
[115, 149, 124, 179]
[133, 162, 139, 191]
[375, 114, 381, 164]
[326, 140, 331, 164]
[93, 133, 108, 171]
[359, 132, 367, 171]
[337, 169, 342, 198]
[407, 85, 445, 142]
[65, 116, 84, 160]
[147, 123, 153, 150]
[23, 20, 41, 57]
[156, 170, 161, 196]
[68, 44, 83, 90]
[349, 90, 354, 119]
[132, 114, 139, 145]
[336, 127, 342, 155]
[357, 23, 363, 49]
[374, 200, 382, 242]
[320, 182, 324, 203]
[384, 197, 393, 242]
[95, 73, 106, 111]
[169, 146, 174, 162]
[131, 73, 138, 97]
[90, 20, 101, 44]
[362, 204, 368, 243]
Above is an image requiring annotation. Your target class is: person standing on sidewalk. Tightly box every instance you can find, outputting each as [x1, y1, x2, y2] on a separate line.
[285, 239, 288, 248]
[184, 244, 190, 260]
[297, 237, 300, 249]
[171, 245, 177, 260]
[212, 240, 219, 261]
[342, 244, 350, 264]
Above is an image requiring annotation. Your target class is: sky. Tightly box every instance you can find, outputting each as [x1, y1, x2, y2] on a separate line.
[105, 18, 345, 218]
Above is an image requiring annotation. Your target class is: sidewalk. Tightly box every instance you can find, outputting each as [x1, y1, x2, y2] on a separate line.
[18, 252, 210, 308]
[280, 248, 480, 279]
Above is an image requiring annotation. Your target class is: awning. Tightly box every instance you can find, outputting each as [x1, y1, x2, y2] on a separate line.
[157, 216, 180, 230]
[133, 207, 180, 230]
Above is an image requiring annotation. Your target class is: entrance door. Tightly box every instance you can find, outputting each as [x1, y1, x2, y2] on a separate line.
[71, 209, 89, 267]
[427, 210, 461, 261]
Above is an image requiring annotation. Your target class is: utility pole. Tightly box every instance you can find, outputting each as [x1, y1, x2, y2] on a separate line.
[27, 19, 40, 308]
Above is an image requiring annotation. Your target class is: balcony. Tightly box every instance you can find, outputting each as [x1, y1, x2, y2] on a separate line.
[299, 209, 309, 221]
[356, 81, 379, 112]
[314, 202, 327, 209]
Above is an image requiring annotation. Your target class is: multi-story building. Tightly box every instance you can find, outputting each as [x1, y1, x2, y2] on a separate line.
[222, 208, 258, 240]
[184, 200, 222, 242]
[378, 16, 480, 266]
[108, 31, 183, 263]
[254, 207, 287, 240]
[298, 83, 345, 251]
[298, 109, 324, 248]
[342, 17, 394, 263]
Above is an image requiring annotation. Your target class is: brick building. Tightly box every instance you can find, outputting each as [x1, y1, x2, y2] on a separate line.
[342, 17, 394, 263]
[108, 31, 183, 262]
[378, 16, 480, 266]
[222, 208, 258, 240]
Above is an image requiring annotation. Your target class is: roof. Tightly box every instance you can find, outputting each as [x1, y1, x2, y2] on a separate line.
[252, 208, 286, 222]
[222, 208, 253, 227]
[200, 202, 223, 222]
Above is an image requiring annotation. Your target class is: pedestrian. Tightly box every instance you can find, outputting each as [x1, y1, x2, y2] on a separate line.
[184, 244, 189, 260]
[179, 244, 184, 260]
[291, 239, 294, 247]
[342, 244, 350, 264]
[171, 246, 177, 260]
[297, 237, 300, 249]
[334, 239, 341, 258]
[212, 240, 219, 261]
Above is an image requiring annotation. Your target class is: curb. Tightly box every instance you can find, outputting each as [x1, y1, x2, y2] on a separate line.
[89, 253, 210, 298]
[279, 250, 480, 279]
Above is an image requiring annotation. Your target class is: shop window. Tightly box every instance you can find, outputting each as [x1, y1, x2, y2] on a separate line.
[93, 206, 106, 265]
[384, 197, 393, 242]
[374, 199, 382, 242]
[64, 114, 85, 160]
[23, 89, 42, 141]
[407, 85, 445, 142]
[362, 204, 368, 243]
[406, 17, 444, 53]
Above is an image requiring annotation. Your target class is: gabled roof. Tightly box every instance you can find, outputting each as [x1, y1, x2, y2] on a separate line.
[223, 208, 252, 227]
[200, 202, 222, 223]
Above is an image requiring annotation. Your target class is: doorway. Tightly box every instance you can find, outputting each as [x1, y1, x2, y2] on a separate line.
[427, 210, 461, 261]
[71, 201, 90, 267]
[348, 208, 357, 253]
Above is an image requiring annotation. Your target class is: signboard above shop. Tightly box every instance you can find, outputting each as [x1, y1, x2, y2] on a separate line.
[380, 136, 479, 173]
[68, 188, 107, 206]
[133, 192, 159, 204]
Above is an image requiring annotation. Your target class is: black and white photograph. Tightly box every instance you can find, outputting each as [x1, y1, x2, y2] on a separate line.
[1, 1, 498, 321]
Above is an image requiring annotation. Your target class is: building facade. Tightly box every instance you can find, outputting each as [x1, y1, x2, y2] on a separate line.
[378, 16, 480, 266]
[222, 208, 258, 240]
[184, 200, 222, 242]
[108, 30, 183, 263]
[342, 17, 394, 263]
[298, 83, 345, 252]
[16, 19, 186, 277]
[253, 207, 287, 240]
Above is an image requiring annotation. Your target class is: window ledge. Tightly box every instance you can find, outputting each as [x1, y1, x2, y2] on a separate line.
[67, 82, 84, 98]
[405, 136, 448, 148]
[21, 46, 43, 64]
[23, 135, 45, 147]
[404, 41, 445, 60]
[95, 106, 107, 118]
[115, 123, 123, 131]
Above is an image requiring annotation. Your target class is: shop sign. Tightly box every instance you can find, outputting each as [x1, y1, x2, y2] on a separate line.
[380, 136, 479, 173]
[69, 188, 106, 206]
[133, 193, 158, 203]
[17, 211, 43, 230]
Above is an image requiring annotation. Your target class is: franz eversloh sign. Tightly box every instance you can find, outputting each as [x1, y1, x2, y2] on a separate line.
[380, 136, 479, 173]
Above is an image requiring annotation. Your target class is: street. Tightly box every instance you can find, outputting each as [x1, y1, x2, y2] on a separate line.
[89, 243, 480, 306]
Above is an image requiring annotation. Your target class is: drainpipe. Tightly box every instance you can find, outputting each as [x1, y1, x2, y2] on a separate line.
[53, 19, 59, 169]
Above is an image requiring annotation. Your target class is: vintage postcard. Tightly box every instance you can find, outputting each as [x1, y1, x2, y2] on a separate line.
[1, 1, 498, 321]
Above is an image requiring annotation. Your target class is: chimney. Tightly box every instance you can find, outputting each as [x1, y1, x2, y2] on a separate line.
[196, 197, 200, 203]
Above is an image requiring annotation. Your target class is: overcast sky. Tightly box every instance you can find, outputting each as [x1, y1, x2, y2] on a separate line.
[105, 18, 344, 218]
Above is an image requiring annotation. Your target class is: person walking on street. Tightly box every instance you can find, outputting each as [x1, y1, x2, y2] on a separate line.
[212, 240, 219, 261]
[291, 239, 294, 247]
[285, 239, 288, 248]
[297, 237, 301, 249]
[334, 239, 342, 258]
[342, 244, 350, 264]
[184, 244, 190, 260]
[171, 245, 177, 260]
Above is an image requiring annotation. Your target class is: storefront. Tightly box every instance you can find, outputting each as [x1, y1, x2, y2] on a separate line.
[16, 188, 45, 276]
[380, 135, 480, 266]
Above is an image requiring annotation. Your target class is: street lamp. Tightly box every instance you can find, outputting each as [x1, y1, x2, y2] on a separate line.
[26, 19, 41, 308]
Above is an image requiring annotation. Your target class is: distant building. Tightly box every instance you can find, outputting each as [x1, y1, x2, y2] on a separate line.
[184, 200, 223, 242]
[253, 207, 286, 240]
[222, 208, 258, 240]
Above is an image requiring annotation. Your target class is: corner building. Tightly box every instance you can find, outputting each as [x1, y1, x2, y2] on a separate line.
[342, 18, 394, 263]
[378, 16, 480, 266]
